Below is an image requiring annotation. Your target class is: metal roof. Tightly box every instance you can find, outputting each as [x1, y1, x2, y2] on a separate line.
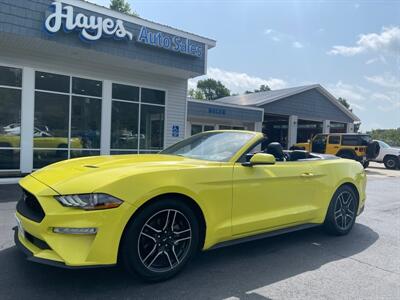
[216, 84, 360, 122]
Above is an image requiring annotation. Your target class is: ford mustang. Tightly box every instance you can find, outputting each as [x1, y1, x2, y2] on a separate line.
[14, 130, 366, 281]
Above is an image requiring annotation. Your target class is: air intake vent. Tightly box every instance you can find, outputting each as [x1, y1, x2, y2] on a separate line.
[16, 189, 45, 223]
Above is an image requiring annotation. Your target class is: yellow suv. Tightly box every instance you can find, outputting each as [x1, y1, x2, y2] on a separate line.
[292, 133, 380, 168]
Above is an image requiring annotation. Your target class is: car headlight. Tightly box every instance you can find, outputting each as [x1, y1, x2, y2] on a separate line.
[55, 193, 123, 210]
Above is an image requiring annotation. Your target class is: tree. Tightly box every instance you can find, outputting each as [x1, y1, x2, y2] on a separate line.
[196, 79, 230, 100]
[368, 128, 400, 147]
[338, 97, 352, 112]
[255, 84, 271, 92]
[188, 88, 205, 100]
[110, 0, 138, 16]
[244, 84, 271, 94]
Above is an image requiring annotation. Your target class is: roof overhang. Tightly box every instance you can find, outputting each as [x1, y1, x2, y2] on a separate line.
[61, 0, 216, 49]
[313, 84, 361, 122]
[251, 84, 360, 122]
[187, 99, 264, 112]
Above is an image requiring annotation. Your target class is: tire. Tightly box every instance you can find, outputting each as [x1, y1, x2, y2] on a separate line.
[362, 161, 369, 169]
[323, 185, 358, 236]
[383, 155, 399, 170]
[367, 141, 380, 159]
[120, 198, 200, 282]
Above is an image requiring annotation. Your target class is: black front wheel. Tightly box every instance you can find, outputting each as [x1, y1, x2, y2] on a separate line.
[384, 156, 399, 170]
[323, 185, 358, 235]
[120, 199, 199, 282]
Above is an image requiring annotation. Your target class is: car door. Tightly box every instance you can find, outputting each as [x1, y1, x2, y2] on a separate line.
[326, 135, 341, 155]
[311, 134, 328, 153]
[231, 159, 319, 236]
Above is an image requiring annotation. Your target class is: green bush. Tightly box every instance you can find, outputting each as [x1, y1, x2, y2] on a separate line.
[368, 128, 400, 147]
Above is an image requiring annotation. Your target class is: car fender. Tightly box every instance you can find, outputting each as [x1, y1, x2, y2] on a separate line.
[96, 167, 233, 250]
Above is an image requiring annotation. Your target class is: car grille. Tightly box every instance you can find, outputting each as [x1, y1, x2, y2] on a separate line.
[16, 189, 45, 223]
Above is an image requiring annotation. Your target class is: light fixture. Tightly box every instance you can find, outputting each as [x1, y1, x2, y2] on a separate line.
[55, 193, 123, 210]
[53, 227, 97, 234]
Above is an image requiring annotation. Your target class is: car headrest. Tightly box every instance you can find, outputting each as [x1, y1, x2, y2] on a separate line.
[266, 142, 285, 160]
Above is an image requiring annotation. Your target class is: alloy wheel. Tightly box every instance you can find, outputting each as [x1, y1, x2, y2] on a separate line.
[334, 191, 356, 231]
[138, 209, 192, 273]
[386, 159, 396, 168]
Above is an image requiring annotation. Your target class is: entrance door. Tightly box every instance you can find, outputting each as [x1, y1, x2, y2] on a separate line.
[262, 115, 289, 149]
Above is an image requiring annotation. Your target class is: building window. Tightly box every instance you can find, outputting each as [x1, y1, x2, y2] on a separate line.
[219, 125, 245, 130]
[111, 101, 139, 151]
[191, 124, 215, 136]
[111, 83, 165, 154]
[33, 72, 102, 169]
[0, 66, 22, 170]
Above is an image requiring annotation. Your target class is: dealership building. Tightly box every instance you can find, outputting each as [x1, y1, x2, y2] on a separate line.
[0, 0, 216, 176]
[0, 0, 359, 177]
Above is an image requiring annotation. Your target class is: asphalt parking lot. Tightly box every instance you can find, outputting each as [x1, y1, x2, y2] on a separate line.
[0, 162, 399, 300]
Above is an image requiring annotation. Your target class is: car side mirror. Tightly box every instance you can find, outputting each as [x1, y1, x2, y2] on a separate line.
[243, 153, 276, 167]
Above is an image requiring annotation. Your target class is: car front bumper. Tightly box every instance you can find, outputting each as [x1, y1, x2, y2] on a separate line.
[14, 175, 135, 268]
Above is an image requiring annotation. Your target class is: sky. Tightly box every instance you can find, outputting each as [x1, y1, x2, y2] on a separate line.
[90, 0, 399, 131]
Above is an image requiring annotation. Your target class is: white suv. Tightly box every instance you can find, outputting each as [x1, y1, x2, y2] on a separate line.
[372, 140, 400, 169]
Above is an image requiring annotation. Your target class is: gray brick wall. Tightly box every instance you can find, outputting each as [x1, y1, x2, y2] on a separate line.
[0, 0, 206, 75]
[261, 89, 354, 123]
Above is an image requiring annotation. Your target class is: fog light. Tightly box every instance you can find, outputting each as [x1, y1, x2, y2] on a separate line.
[53, 227, 97, 235]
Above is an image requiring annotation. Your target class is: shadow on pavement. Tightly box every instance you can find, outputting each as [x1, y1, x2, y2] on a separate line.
[0, 223, 378, 300]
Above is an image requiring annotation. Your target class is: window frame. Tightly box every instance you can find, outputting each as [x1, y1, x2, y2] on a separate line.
[0, 60, 169, 173]
[111, 82, 167, 154]
[0, 65, 23, 171]
[190, 123, 216, 136]
[328, 135, 341, 145]
[33, 70, 104, 169]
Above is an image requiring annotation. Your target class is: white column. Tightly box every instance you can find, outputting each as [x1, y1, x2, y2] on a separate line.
[254, 122, 262, 132]
[347, 123, 355, 133]
[185, 121, 191, 138]
[288, 115, 298, 148]
[323, 120, 330, 134]
[100, 80, 112, 155]
[20, 67, 35, 173]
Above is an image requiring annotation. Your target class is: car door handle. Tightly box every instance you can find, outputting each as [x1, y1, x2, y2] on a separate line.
[300, 172, 315, 177]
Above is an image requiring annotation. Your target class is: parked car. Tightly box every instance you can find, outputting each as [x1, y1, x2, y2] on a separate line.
[292, 133, 380, 168]
[370, 140, 400, 169]
[15, 130, 366, 282]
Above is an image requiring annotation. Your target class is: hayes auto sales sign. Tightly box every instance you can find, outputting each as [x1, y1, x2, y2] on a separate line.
[44, 2, 203, 57]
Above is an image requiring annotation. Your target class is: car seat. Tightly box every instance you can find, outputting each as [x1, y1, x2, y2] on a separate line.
[265, 142, 286, 161]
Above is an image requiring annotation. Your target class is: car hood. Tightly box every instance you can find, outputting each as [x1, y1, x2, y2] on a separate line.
[28, 154, 211, 194]
[385, 147, 400, 155]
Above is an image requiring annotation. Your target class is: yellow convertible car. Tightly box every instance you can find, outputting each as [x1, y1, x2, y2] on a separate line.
[14, 131, 366, 281]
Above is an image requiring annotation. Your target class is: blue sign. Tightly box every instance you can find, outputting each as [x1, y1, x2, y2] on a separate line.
[208, 107, 226, 115]
[172, 125, 180, 137]
[137, 26, 202, 57]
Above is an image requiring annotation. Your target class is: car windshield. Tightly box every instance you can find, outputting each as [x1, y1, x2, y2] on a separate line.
[378, 141, 390, 148]
[161, 131, 256, 162]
